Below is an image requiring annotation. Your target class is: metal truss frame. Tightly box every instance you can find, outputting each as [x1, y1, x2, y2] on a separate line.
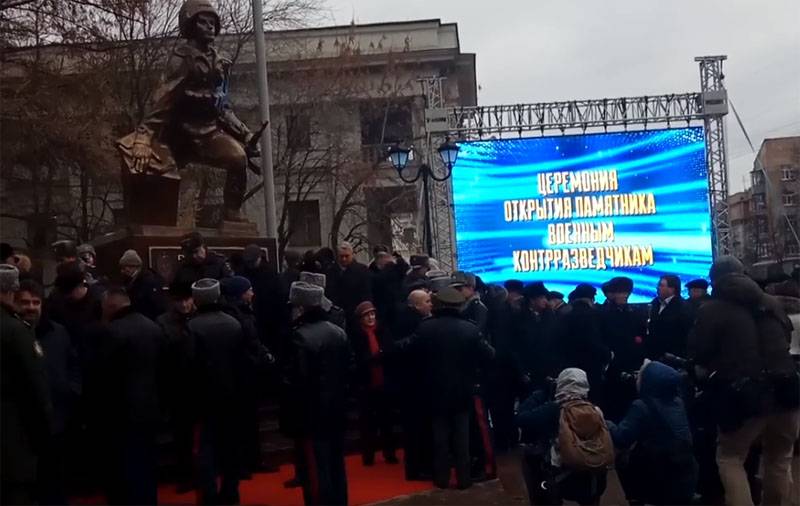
[421, 55, 730, 268]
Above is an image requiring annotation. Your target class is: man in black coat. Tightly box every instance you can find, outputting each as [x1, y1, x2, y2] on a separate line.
[558, 284, 611, 405]
[187, 278, 249, 505]
[686, 278, 711, 325]
[16, 279, 79, 504]
[513, 282, 559, 392]
[325, 242, 372, 322]
[120, 249, 168, 321]
[46, 262, 101, 364]
[86, 288, 162, 505]
[393, 289, 433, 480]
[221, 275, 276, 474]
[647, 274, 692, 360]
[598, 277, 647, 422]
[451, 271, 489, 336]
[173, 232, 232, 288]
[237, 244, 280, 347]
[1, 264, 52, 505]
[370, 251, 408, 330]
[285, 281, 352, 505]
[401, 255, 430, 295]
[688, 256, 800, 506]
[407, 287, 495, 490]
[487, 280, 524, 453]
[157, 281, 196, 492]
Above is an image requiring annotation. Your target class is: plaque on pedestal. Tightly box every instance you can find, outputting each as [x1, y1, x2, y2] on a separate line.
[122, 171, 180, 227]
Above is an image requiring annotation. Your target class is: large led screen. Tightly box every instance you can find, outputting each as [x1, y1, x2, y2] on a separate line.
[451, 127, 711, 303]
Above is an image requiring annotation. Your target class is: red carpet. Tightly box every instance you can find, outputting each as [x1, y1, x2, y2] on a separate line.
[74, 452, 433, 505]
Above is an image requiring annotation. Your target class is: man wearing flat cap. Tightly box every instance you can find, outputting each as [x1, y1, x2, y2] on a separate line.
[285, 281, 351, 505]
[174, 232, 232, 288]
[686, 278, 710, 325]
[598, 276, 647, 422]
[451, 271, 489, 336]
[402, 255, 430, 295]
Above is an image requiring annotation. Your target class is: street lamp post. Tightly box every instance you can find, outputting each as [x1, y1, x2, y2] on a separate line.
[389, 140, 460, 258]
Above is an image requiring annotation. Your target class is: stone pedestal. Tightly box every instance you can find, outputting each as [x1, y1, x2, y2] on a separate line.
[122, 171, 181, 227]
[93, 225, 277, 285]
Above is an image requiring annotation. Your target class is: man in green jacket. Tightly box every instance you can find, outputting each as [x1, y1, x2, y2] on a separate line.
[0, 263, 52, 505]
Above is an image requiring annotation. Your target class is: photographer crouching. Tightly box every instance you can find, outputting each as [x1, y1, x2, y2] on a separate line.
[688, 256, 800, 506]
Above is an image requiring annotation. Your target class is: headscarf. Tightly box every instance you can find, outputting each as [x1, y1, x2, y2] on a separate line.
[555, 368, 590, 404]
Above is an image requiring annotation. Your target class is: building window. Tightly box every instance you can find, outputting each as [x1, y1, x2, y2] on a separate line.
[752, 193, 766, 209]
[786, 242, 800, 257]
[286, 114, 311, 150]
[782, 167, 797, 181]
[287, 200, 321, 247]
[757, 242, 772, 259]
[360, 100, 413, 146]
[752, 171, 765, 186]
[783, 192, 797, 207]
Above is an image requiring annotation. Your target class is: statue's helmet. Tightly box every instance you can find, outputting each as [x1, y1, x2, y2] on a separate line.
[178, 0, 221, 38]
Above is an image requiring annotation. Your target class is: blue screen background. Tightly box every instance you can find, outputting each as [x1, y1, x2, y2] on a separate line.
[451, 127, 712, 303]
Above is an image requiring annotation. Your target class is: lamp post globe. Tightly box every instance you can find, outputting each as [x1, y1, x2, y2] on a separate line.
[388, 145, 411, 173]
[437, 139, 460, 169]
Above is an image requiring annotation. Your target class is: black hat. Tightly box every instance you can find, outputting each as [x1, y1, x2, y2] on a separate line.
[410, 255, 430, 269]
[52, 240, 77, 260]
[169, 280, 193, 299]
[602, 276, 634, 294]
[180, 232, 204, 252]
[504, 279, 524, 294]
[54, 263, 86, 292]
[1, 242, 14, 262]
[547, 290, 564, 301]
[243, 244, 262, 267]
[524, 281, 549, 299]
[568, 283, 597, 302]
[686, 279, 709, 290]
[434, 286, 467, 307]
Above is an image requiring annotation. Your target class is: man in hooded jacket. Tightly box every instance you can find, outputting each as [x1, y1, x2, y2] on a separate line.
[689, 256, 800, 506]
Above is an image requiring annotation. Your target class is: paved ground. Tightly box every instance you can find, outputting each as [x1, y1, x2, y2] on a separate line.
[371, 451, 628, 506]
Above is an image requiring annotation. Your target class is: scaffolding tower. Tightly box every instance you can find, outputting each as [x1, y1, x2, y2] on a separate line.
[422, 55, 731, 268]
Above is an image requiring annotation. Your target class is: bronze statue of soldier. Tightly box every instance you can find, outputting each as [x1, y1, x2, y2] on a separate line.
[117, 0, 260, 222]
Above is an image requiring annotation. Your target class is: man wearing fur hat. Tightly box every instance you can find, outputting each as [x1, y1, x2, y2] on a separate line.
[187, 278, 247, 504]
[285, 281, 351, 505]
[1, 264, 52, 505]
[116, 0, 260, 221]
[299, 271, 346, 329]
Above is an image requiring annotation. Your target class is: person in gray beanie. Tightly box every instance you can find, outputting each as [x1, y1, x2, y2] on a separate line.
[1, 263, 52, 505]
[285, 280, 351, 505]
[689, 256, 799, 506]
[120, 249, 167, 321]
[186, 277, 247, 504]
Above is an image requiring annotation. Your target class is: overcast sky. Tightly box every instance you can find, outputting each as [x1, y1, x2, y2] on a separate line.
[323, 0, 800, 192]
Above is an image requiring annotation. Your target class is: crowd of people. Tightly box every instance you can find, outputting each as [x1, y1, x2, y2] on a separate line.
[1, 236, 799, 506]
